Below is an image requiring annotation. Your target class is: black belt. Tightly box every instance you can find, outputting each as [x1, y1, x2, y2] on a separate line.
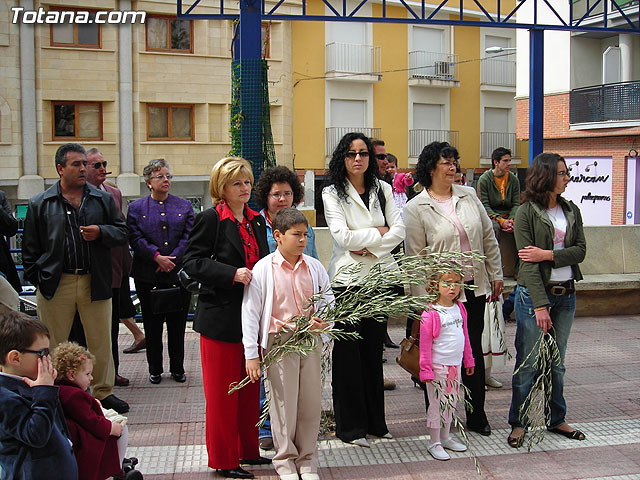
[546, 280, 575, 296]
[63, 269, 89, 275]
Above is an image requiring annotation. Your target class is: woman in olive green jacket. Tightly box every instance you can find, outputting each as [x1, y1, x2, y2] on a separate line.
[508, 153, 586, 448]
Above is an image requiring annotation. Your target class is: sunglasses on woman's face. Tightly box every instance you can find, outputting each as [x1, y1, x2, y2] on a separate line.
[19, 348, 50, 358]
[345, 151, 369, 160]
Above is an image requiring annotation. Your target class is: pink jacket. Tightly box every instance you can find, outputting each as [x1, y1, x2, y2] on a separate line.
[393, 172, 414, 194]
[418, 302, 475, 382]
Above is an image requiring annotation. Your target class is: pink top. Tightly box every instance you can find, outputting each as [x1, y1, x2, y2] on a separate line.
[434, 197, 472, 281]
[270, 249, 314, 333]
[418, 301, 475, 382]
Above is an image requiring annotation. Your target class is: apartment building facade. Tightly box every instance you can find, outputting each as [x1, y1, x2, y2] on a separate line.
[0, 0, 293, 210]
[515, 0, 640, 225]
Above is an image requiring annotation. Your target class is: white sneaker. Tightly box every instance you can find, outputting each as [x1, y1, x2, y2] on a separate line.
[427, 442, 450, 461]
[381, 432, 393, 439]
[441, 436, 468, 452]
[349, 437, 371, 448]
[485, 376, 503, 388]
[301, 474, 320, 480]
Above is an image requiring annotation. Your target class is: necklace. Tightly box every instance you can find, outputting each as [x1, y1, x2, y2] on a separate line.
[548, 204, 561, 222]
[427, 188, 452, 201]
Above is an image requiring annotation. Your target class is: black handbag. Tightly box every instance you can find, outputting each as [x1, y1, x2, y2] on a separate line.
[177, 207, 220, 295]
[149, 285, 182, 315]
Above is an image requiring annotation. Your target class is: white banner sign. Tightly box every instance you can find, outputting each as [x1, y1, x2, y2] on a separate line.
[562, 157, 612, 226]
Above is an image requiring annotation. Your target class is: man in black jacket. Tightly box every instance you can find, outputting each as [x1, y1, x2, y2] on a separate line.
[22, 143, 130, 413]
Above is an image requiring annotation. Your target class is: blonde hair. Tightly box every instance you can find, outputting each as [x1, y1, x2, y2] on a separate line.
[428, 270, 463, 302]
[52, 342, 96, 380]
[209, 157, 254, 205]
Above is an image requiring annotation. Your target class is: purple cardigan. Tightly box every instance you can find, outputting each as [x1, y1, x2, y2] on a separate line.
[127, 193, 194, 283]
[418, 301, 475, 382]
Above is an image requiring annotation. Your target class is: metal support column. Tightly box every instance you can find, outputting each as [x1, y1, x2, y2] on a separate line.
[529, 28, 544, 164]
[238, 0, 263, 180]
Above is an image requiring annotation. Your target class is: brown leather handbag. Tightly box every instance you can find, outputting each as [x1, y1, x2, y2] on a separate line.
[395, 317, 421, 379]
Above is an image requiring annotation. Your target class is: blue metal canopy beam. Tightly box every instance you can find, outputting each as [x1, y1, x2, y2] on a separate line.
[178, 0, 640, 33]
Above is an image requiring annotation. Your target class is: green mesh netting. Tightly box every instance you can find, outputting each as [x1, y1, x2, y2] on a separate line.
[230, 58, 277, 189]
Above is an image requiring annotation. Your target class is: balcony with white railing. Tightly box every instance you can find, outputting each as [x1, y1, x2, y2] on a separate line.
[408, 51, 460, 87]
[325, 127, 381, 157]
[409, 130, 459, 158]
[480, 132, 520, 163]
[480, 58, 516, 89]
[325, 43, 382, 82]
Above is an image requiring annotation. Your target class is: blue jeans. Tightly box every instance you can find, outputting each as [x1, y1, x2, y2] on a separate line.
[508, 285, 576, 429]
[259, 374, 271, 438]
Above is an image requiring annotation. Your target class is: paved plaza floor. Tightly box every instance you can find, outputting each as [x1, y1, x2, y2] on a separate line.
[114, 315, 640, 480]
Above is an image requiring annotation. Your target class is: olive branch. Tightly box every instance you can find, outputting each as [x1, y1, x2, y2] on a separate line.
[431, 377, 481, 474]
[514, 329, 562, 451]
[228, 250, 486, 435]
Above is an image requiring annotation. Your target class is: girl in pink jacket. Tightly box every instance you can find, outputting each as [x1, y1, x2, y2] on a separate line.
[419, 271, 475, 461]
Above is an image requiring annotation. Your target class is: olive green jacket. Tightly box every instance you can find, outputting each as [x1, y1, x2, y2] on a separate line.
[477, 169, 520, 224]
[514, 197, 586, 309]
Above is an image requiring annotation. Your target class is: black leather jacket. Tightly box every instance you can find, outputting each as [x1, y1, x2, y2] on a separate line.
[22, 182, 128, 301]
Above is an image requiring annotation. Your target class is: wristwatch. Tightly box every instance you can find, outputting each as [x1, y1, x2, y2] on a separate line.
[361, 249, 368, 257]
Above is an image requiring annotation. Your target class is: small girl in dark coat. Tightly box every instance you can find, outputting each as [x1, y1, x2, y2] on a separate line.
[53, 342, 142, 480]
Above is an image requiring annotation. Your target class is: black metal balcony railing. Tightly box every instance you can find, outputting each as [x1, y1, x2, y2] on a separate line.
[409, 130, 459, 157]
[570, 81, 640, 124]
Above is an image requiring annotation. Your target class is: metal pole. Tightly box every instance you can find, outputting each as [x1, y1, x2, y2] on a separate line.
[529, 28, 544, 164]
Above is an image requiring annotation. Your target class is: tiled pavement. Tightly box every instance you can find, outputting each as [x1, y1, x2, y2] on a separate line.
[114, 315, 640, 480]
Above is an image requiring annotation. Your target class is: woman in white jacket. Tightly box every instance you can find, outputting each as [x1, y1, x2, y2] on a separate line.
[322, 132, 405, 448]
[404, 141, 503, 437]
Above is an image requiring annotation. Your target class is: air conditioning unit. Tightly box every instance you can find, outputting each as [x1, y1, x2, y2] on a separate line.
[435, 61, 452, 79]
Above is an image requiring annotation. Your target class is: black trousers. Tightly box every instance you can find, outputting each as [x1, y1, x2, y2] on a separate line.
[134, 279, 190, 376]
[461, 286, 489, 429]
[332, 287, 388, 442]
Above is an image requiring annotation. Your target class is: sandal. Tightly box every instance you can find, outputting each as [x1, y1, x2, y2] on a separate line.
[507, 428, 525, 448]
[548, 427, 585, 440]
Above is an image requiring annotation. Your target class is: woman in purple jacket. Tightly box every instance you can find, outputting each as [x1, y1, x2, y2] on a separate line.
[127, 159, 194, 385]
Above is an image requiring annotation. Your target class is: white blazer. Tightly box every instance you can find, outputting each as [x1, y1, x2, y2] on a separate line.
[241, 252, 335, 360]
[322, 179, 405, 285]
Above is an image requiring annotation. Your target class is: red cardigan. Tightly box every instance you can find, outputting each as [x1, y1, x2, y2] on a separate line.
[418, 301, 475, 382]
[57, 380, 121, 480]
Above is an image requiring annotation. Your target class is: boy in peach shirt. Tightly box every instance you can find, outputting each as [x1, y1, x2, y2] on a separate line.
[242, 208, 334, 480]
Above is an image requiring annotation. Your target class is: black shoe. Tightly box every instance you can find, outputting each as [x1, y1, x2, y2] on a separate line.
[382, 357, 388, 363]
[240, 456, 271, 465]
[125, 470, 143, 480]
[384, 341, 400, 349]
[123, 457, 138, 473]
[171, 373, 186, 383]
[468, 424, 491, 436]
[101, 394, 129, 414]
[149, 374, 162, 384]
[217, 467, 254, 479]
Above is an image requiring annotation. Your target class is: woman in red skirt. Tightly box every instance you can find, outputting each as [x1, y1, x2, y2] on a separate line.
[183, 157, 270, 479]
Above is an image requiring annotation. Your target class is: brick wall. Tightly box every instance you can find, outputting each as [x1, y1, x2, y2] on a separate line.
[515, 94, 638, 225]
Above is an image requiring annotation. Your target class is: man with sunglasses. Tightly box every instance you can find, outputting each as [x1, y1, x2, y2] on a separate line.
[22, 143, 130, 413]
[86, 149, 146, 388]
[371, 139, 393, 184]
